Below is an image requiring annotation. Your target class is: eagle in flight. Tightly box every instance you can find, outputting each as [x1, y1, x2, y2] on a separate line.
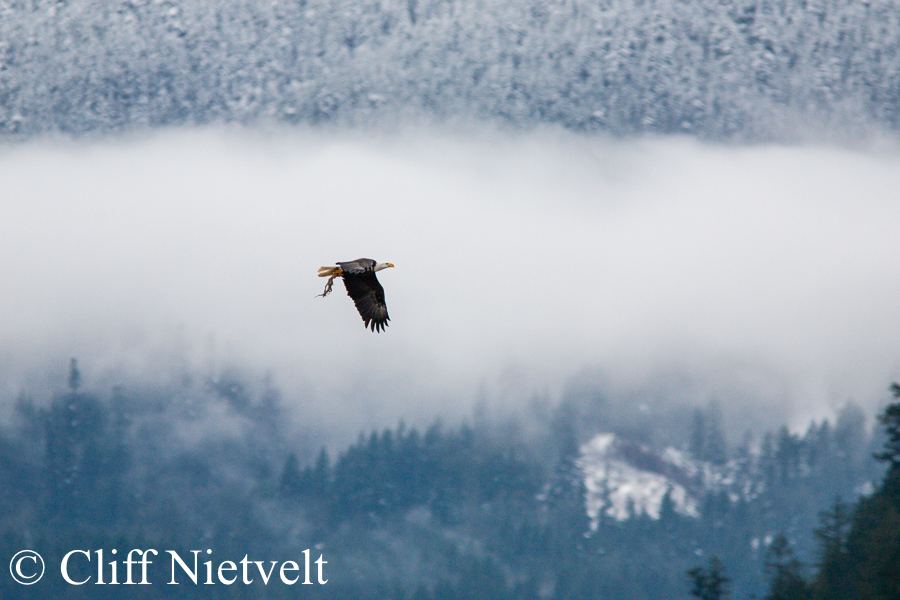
[317, 258, 394, 332]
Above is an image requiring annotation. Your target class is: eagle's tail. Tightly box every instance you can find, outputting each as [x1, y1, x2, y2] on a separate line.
[316, 266, 344, 298]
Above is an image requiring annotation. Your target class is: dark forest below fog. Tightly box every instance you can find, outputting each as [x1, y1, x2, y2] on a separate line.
[0, 359, 897, 599]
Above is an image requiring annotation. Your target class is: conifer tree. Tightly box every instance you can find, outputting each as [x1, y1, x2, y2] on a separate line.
[812, 498, 852, 600]
[763, 534, 812, 600]
[688, 557, 730, 600]
[874, 384, 900, 471]
[278, 452, 303, 499]
[67, 357, 81, 393]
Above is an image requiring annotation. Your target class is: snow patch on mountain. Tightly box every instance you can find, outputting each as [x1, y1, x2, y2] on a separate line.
[579, 434, 711, 525]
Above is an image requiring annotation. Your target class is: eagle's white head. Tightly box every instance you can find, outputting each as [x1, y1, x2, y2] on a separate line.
[374, 262, 394, 272]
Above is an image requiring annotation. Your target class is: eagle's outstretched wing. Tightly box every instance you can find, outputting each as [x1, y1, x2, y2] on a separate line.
[341, 270, 390, 332]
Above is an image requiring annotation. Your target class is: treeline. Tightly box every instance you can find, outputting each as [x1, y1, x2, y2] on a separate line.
[2, 0, 900, 141]
[0, 359, 888, 599]
[279, 422, 540, 527]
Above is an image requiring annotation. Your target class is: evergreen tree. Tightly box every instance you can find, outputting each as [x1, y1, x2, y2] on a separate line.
[874, 384, 900, 471]
[659, 486, 677, 523]
[812, 498, 853, 600]
[311, 446, 331, 499]
[43, 359, 107, 518]
[279, 452, 303, 499]
[775, 427, 803, 483]
[688, 557, 730, 600]
[545, 420, 591, 549]
[691, 402, 728, 465]
[705, 402, 729, 466]
[835, 403, 867, 465]
[690, 408, 708, 461]
[67, 357, 81, 393]
[763, 534, 813, 600]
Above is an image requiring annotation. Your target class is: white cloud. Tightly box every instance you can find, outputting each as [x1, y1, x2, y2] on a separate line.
[1, 128, 899, 433]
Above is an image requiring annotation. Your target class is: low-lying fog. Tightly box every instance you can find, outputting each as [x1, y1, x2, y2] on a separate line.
[2, 127, 899, 437]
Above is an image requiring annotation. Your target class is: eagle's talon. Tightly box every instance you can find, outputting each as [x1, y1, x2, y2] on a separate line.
[316, 274, 336, 298]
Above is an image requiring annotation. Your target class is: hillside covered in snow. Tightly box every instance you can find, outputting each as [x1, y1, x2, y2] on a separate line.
[2, 0, 899, 141]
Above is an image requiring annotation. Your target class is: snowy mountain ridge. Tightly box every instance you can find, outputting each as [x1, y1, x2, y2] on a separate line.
[2, 0, 899, 140]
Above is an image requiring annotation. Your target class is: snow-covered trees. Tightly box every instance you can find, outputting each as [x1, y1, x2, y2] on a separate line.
[2, 0, 899, 140]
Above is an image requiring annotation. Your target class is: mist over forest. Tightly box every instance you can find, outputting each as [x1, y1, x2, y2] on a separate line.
[3, 0, 900, 598]
[3, 130, 900, 441]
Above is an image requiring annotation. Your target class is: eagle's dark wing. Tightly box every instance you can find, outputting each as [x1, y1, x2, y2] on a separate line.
[342, 270, 390, 332]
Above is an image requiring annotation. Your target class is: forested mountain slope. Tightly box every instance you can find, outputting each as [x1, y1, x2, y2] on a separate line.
[0, 361, 884, 599]
[2, 0, 899, 140]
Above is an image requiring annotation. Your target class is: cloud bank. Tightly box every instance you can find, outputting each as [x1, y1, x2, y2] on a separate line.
[2, 128, 899, 434]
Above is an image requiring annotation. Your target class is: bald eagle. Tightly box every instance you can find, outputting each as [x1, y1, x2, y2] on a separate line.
[317, 258, 394, 332]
